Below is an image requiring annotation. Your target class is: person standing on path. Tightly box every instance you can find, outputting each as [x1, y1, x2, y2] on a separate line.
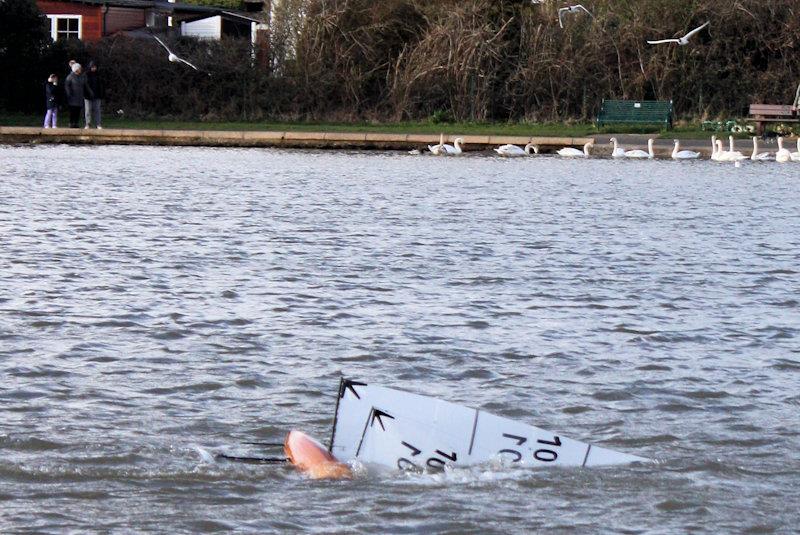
[84, 61, 104, 129]
[64, 63, 93, 128]
[43, 74, 59, 128]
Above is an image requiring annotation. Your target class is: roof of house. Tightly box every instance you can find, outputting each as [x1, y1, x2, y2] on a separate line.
[58, 0, 155, 8]
[40, 0, 242, 15]
[181, 10, 261, 24]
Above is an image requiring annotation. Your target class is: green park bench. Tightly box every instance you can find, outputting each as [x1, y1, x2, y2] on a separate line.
[596, 99, 673, 129]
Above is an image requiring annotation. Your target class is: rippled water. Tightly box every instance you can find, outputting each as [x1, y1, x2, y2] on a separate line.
[0, 144, 798, 533]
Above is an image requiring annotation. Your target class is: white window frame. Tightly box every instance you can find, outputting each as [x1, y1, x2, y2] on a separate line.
[47, 15, 83, 42]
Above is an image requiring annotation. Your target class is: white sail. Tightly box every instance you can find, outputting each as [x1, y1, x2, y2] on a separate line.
[330, 379, 475, 462]
[355, 408, 469, 471]
[330, 379, 647, 470]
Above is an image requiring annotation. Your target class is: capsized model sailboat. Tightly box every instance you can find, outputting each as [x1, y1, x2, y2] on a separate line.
[283, 379, 646, 477]
[283, 430, 352, 479]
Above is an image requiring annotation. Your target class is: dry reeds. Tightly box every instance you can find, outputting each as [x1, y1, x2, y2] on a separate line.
[11, 0, 799, 122]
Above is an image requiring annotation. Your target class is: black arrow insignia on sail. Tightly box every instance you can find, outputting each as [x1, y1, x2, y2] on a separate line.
[340, 378, 367, 399]
[370, 409, 395, 430]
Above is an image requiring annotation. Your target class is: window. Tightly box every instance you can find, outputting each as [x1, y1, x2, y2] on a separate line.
[47, 15, 82, 41]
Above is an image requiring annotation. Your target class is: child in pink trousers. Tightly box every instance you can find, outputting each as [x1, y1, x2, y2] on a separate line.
[44, 74, 59, 128]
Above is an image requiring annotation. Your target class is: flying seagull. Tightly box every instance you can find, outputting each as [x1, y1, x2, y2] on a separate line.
[647, 21, 710, 46]
[151, 35, 200, 71]
[558, 5, 593, 28]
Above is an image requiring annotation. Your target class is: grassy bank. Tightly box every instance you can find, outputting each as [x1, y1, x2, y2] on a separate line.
[3, 113, 733, 139]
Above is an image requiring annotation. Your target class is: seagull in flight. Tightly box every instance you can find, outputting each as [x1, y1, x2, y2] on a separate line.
[558, 5, 593, 28]
[152, 35, 200, 71]
[647, 21, 710, 46]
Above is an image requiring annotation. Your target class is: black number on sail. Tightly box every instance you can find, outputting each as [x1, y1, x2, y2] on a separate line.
[397, 458, 419, 471]
[435, 450, 457, 462]
[537, 436, 562, 447]
[502, 433, 527, 446]
[425, 450, 457, 469]
[498, 449, 523, 463]
[498, 432, 527, 462]
[534, 449, 558, 462]
[533, 435, 560, 461]
[401, 441, 421, 457]
[426, 458, 445, 469]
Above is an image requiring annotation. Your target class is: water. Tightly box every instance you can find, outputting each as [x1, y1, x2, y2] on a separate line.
[0, 145, 798, 534]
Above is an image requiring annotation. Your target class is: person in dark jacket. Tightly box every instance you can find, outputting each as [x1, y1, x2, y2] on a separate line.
[84, 61, 104, 129]
[64, 63, 93, 128]
[43, 74, 59, 128]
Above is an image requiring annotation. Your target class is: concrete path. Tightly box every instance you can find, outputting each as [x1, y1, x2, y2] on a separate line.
[0, 126, 592, 152]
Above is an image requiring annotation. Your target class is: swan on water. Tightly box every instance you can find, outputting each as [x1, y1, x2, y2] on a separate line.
[647, 21, 710, 46]
[672, 140, 700, 159]
[624, 139, 655, 159]
[775, 137, 792, 163]
[609, 137, 626, 158]
[715, 140, 745, 161]
[495, 143, 538, 156]
[710, 135, 721, 161]
[437, 138, 464, 155]
[727, 135, 746, 160]
[750, 137, 771, 161]
[710, 135, 736, 161]
[428, 133, 447, 155]
[558, 5, 593, 28]
[711, 140, 726, 161]
[557, 142, 593, 157]
[791, 138, 800, 162]
[729, 136, 736, 153]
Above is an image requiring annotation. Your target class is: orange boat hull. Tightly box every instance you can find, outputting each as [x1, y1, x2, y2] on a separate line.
[284, 430, 352, 480]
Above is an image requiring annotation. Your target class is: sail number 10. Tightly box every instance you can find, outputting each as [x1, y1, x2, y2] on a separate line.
[499, 433, 562, 463]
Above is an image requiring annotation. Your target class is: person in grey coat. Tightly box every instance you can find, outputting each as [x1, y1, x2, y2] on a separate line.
[64, 63, 93, 128]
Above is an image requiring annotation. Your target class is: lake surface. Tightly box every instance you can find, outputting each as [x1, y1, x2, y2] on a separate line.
[0, 145, 798, 534]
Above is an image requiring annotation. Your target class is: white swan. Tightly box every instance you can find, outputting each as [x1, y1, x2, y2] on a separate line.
[428, 133, 446, 155]
[439, 137, 464, 155]
[624, 138, 655, 159]
[711, 139, 727, 161]
[710, 135, 722, 160]
[495, 143, 538, 156]
[557, 142, 592, 157]
[672, 139, 700, 159]
[775, 137, 792, 163]
[727, 136, 746, 161]
[715, 140, 746, 161]
[750, 137, 771, 161]
[609, 137, 626, 158]
[791, 138, 800, 162]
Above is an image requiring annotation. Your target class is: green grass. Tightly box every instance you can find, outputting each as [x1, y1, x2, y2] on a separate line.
[0, 112, 715, 139]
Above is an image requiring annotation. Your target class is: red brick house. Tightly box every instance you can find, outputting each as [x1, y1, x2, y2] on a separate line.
[36, 0, 264, 43]
[38, 0, 107, 42]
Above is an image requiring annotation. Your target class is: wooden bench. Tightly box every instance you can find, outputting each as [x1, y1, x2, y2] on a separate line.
[597, 99, 673, 129]
[748, 104, 797, 135]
